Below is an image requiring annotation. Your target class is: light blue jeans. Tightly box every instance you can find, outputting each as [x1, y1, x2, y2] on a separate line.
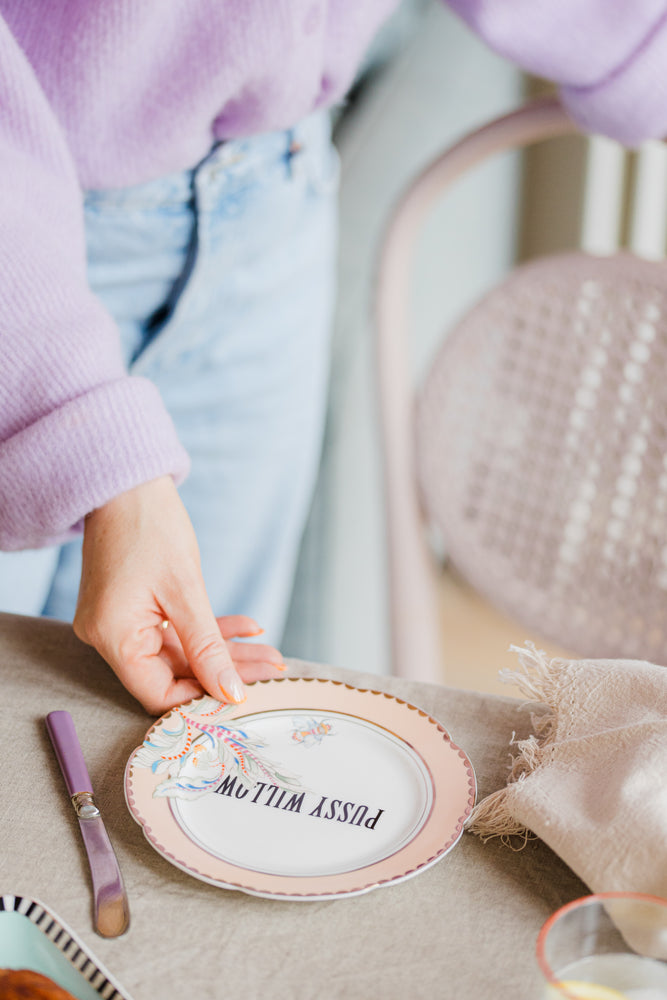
[0, 111, 338, 645]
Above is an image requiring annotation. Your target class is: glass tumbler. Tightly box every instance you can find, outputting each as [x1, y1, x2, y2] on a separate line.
[537, 893, 667, 999]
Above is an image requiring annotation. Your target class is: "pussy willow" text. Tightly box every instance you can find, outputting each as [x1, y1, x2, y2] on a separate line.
[213, 774, 384, 830]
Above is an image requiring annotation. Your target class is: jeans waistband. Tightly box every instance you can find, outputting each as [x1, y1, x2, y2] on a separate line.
[83, 110, 332, 212]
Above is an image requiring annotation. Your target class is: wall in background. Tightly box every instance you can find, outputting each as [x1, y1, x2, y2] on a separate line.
[283, 1, 522, 675]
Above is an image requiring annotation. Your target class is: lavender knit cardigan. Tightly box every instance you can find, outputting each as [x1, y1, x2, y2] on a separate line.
[1, 0, 666, 550]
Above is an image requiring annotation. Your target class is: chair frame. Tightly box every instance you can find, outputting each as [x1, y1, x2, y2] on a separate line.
[375, 96, 578, 682]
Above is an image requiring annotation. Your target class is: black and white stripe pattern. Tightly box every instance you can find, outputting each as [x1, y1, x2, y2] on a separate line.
[0, 895, 127, 999]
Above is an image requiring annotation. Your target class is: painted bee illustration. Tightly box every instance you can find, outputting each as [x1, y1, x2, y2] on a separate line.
[290, 717, 335, 747]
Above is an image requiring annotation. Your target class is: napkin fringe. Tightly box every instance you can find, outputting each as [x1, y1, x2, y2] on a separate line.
[467, 643, 561, 845]
[465, 783, 535, 846]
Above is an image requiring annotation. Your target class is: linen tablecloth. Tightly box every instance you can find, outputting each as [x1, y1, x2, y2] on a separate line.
[0, 612, 586, 998]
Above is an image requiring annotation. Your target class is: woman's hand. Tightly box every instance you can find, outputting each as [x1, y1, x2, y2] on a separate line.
[73, 476, 284, 714]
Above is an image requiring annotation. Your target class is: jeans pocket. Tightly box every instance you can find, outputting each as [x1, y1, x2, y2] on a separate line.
[307, 141, 341, 197]
[291, 111, 340, 198]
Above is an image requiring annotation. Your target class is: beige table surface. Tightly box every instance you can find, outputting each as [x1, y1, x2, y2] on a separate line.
[0, 612, 587, 999]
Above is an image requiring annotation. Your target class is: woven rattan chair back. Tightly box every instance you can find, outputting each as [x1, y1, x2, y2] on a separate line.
[376, 97, 667, 681]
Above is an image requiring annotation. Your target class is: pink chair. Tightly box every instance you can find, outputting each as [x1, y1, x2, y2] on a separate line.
[376, 95, 667, 683]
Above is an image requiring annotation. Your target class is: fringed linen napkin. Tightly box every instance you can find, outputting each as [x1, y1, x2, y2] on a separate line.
[468, 644, 667, 898]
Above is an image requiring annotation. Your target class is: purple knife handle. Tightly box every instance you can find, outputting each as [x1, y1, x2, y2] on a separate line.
[46, 710, 94, 797]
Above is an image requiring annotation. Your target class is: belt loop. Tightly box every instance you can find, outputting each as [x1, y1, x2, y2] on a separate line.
[286, 128, 303, 179]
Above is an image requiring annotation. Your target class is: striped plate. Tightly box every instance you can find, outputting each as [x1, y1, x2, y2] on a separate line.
[0, 894, 132, 999]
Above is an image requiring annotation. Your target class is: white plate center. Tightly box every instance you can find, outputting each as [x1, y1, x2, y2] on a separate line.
[171, 709, 434, 877]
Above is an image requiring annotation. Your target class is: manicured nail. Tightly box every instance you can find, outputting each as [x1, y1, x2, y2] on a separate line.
[275, 661, 287, 672]
[219, 671, 246, 704]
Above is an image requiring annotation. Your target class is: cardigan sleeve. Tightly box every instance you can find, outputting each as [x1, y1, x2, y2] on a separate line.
[0, 15, 189, 551]
[446, 0, 667, 147]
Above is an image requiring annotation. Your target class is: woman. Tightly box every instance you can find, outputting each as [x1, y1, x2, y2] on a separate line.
[0, 0, 663, 713]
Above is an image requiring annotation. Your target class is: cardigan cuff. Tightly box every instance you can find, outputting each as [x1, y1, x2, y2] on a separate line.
[0, 375, 190, 550]
[560, 12, 667, 147]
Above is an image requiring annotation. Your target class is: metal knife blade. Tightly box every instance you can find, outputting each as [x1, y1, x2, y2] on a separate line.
[46, 710, 130, 938]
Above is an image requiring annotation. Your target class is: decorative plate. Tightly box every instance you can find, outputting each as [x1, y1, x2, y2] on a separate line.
[0, 895, 132, 999]
[125, 678, 476, 900]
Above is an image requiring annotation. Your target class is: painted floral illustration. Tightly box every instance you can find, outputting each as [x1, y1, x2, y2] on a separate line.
[133, 696, 302, 801]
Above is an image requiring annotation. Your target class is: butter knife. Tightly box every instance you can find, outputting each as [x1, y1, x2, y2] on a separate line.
[46, 710, 130, 938]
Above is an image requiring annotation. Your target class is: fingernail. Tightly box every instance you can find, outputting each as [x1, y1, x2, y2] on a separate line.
[219, 671, 246, 704]
[275, 661, 287, 672]
[249, 626, 265, 636]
